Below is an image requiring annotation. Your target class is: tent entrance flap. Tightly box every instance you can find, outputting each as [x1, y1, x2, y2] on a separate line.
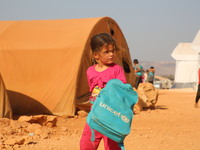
[0, 74, 13, 119]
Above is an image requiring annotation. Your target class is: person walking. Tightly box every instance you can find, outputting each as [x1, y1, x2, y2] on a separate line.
[148, 66, 155, 84]
[195, 68, 200, 108]
[133, 59, 144, 89]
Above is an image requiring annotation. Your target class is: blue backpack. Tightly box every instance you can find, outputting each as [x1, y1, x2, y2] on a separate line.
[87, 79, 138, 149]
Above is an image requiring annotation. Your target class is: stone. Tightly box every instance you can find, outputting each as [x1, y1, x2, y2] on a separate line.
[27, 123, 42, 133]
[18, 115, 57, 127]
[4, 137, 25, 146]
[134, 83, 159, 114]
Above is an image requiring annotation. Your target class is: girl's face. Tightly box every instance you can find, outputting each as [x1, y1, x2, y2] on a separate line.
[94, 44, 116, 66]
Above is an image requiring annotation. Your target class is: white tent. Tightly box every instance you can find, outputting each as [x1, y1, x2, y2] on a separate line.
[191, 30, 200, 52]
[171, 43, 199, 88]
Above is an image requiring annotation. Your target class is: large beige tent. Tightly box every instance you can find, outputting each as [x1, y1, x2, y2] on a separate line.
[0, 17, 135, 116]
[0, 73, 12, 118]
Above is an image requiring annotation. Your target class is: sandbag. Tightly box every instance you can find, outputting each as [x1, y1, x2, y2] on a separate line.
[133, 83, 159, 114]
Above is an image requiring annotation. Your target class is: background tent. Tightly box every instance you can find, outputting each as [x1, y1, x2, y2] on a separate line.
[171, 43, 199, 88]
[191, 30, 200, 52]
[0, 17, 135, 116]
[0, 73, 13, 119]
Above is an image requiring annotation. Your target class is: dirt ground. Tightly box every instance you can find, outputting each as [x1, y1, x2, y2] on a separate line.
[1, 89, 200, 150]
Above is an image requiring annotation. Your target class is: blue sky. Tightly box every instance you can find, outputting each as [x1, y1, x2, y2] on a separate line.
[0, 0, 200, 61]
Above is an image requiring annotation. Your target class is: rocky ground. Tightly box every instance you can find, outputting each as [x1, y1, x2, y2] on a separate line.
[0, 89, 200, 150]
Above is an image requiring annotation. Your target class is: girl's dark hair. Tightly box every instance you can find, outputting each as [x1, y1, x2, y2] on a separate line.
[90, 33, 116, 52]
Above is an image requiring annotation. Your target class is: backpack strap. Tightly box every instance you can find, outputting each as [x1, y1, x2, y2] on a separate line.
[118, 142, 125, 150]
[91, 128, 125, 150]
[90, 128, 95, 142]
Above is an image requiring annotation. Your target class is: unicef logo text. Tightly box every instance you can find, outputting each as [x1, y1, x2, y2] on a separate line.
[99, 102, 130, 123]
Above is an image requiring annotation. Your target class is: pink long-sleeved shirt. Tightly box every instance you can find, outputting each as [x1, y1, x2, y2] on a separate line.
[86, 63, 127, 92]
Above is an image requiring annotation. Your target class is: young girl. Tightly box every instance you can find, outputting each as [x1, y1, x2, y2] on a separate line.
[80, 33, 126, 150]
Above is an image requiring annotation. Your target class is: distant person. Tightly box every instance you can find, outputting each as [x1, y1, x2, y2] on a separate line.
[195, 68, 200, 108]
[148, 66, 155, 84]
[133, 59, 144, 88]
[143, 69, 149, 83]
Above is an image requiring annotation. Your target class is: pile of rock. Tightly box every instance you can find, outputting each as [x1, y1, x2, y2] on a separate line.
[134, 83, 159, 114]
[0, 115, 57, 149]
